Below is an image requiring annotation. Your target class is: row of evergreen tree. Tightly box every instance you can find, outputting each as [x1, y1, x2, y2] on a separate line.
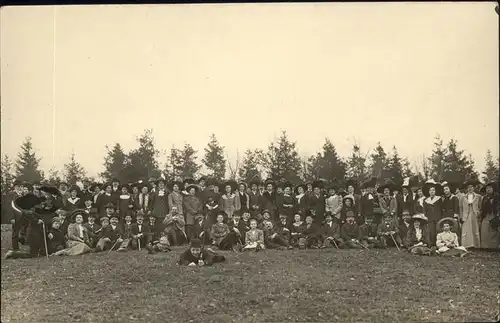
[1, 130, 499, 195]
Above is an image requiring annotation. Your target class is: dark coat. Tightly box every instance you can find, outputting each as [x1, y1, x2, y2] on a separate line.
[423, 197, 443, 222]
[178, 248, 224, 266]
[279, 194, 296, 220]
[193, 218, 211, 242]
[96, 193, 119, 217]
[294, 194, 309, 217]
[397, 193, 415, 217]
[151, 190, 170, 219]
[98, 224, 123, 242]
[359, 223, 378, 240]
[406, 226, 430, 247]
[308, 194, 326, 222]
[340, 222, 361, 241]
[441, 194, 460, 218]
[248, 191, 265, 216]
[321, 221, 341, 239]
[47, 227, 66, 254]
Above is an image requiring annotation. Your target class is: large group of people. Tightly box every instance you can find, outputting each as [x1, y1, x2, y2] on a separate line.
[4, 175, 499, 264]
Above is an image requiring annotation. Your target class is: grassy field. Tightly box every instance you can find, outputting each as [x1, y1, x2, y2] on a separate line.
[1, 227, 499, 323]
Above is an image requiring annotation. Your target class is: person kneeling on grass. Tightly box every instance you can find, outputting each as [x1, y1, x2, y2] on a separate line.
[264, 220, 291, 250]
[359, 215, 384, 248]
[406, 213, 433, 256]
[243, 219, 265, 251]
[178, 239, 226, 266]
[340, 211, 363, 249]
[377, 213, 402, 248]
[436, 217, 468, 257]
[321, 213, 344, 248]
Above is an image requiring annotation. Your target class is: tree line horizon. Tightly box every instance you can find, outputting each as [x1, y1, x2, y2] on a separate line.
[1, 129, 499, 193]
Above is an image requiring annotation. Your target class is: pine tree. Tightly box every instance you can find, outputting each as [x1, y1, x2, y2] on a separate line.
[386, 146, 404, 185]
[346, 144, 369, 184]
[441, 139, 477, 184]
[483, 150, 499, 183]
[1, 155, 15, 195]
[125, 129, 160, 182]
[402, 157, 415, 178]
[101, 143, 128, 183]
[238, 149, 264, 183]
[202, 134, 226, 181]
[428, 134, 446, 181]
[171, 144, 201, 179]
[14, 137, 44, 183]
[307, 138, 346, 181]
[47, 167, 63, 187]
[261, 131, 302, 184]
[63, 153, 87, 185]
[369, 142, 389, 180]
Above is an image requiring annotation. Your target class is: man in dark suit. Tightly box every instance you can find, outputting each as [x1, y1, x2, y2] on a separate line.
[6, 180, 25, 253]
[308, 182, 326, 224]
[397, 185, 414, 224]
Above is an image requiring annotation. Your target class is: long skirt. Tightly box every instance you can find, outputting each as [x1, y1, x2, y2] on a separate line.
[408, 245, 432, 255]
[437, 246, 468, 257]
[55, 240, 91, 256]
[480, 213, 500, 249]
[461, 205, 481, 248]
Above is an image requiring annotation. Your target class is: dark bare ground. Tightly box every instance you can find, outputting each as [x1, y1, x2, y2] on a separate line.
[1, 228, 499, 323]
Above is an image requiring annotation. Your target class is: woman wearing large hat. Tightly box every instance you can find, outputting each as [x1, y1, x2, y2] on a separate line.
[440, 181, 460, 220]
[406, 213, 433, 256]
[280, 181, 296, 222]
[460, 178, 482, 249]
[65, 185, 83, 212]
[479, 181, 499, 249]
[422, 179, 443, 247]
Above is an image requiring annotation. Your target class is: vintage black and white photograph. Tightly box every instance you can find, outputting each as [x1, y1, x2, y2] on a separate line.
[1, 2, 499, 322]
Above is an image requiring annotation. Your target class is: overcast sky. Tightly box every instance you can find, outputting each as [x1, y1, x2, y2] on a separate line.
[1, 3, 498, 179]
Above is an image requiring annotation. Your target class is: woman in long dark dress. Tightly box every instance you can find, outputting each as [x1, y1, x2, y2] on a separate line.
[422, 180, 443, 247]
[479, 182, 500, 250]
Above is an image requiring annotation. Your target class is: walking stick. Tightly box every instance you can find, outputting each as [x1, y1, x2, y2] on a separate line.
[390, 233, 401, 252]
[41, 221, 49, 260]
[137, 237, 141, 251]
[108, 238, 120, 254]
[331, 238, 340, 249]
[355, 240, 369, 250]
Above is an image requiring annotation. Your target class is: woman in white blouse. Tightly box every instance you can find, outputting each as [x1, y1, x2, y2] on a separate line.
[460, 179, 482, 248]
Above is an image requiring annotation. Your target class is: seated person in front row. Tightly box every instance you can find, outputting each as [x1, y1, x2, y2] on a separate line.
[117, 214, 134, 252]
[211, 212, 239, 251]
[47, 216, 66, 255]
[290, 214, 304, 247]
[178, 239, 226, 266]
[240, 212, 252, 244]
[163, 207, 186, 246]
[340, 211, 363, 249]
[130, 213, 147, 250]
[243, 219, 265, 251]
[359, 215, 383, 248]
[83, 212, 101, 248]
[96, 215, 126, 252]
[298, 215, 321, 249]
[264, 220, 291, 250]
[436, 218, 468, 257]
[406, 213, 432, 256]
[227, 212, 246, 246]
[275, 214, 292, 246]
[259, 210, 273, 230]
[193, 213, 211, 245]
[147, 215, 172, 253]
[321, 213, 344, 248]
[377, 213, 402, 248]
[398, 211, 413, 249]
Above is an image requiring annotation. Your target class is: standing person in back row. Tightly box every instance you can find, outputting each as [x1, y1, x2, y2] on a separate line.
[308, 181, 326, 224]
[479, 181, 500, 250]
[422, 180, 443, 247]
[460, 179, 482, 249]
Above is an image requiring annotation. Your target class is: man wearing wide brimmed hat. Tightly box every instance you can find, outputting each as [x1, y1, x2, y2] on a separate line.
[479, 181, 500, 249]
[460, 178, 482, 249]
